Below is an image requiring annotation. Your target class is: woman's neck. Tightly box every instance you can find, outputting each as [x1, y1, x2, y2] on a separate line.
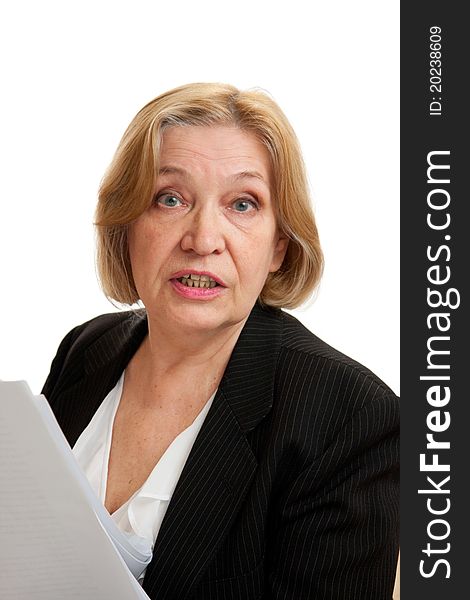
[125, 314, 247, 407]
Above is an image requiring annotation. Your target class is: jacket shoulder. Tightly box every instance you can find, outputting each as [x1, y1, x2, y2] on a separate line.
[279, 309, 396, 399]
[41, 309, 144, 398]
[74, 309, 143, 343]
[271, 310, 399, 458]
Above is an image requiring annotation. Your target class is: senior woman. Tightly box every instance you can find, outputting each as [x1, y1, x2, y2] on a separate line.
[42, 83, 399, 600]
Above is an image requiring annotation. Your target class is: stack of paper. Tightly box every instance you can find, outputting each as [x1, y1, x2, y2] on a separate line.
[0, 380, 150, 600]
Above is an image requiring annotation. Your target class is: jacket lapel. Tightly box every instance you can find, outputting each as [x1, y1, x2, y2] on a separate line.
[142, 303, 283, 599]
[53, 311, 148, 447]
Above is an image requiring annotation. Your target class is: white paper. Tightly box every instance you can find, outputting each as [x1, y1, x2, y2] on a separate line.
[0, 380, 150, 600]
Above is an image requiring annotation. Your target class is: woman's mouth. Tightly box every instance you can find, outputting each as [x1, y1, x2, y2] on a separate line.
[170, 272, 225, 299]
[176, 274, 220, 289]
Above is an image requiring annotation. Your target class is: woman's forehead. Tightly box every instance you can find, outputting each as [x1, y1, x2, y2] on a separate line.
[158, 125, 272, 183]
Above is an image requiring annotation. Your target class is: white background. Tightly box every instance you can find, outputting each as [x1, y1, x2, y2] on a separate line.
[0, 1, 399, 396]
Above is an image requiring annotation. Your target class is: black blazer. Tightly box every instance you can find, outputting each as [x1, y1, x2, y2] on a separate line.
[42, 302, 399, 600]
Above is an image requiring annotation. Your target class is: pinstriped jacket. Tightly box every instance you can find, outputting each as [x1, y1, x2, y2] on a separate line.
[42, 301, 399, 600]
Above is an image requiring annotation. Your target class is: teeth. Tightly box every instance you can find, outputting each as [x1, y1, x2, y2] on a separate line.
[180, 273, 216, 281]
[178, 274, 219, 288]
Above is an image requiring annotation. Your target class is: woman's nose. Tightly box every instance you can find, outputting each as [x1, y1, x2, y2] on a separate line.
[180, 205, 226, 255]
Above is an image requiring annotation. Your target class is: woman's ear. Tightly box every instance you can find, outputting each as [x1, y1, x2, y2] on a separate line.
[269, 235, 289, 272]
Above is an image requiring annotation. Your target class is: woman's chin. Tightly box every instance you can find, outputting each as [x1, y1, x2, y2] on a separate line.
[154, 302, 234, 334]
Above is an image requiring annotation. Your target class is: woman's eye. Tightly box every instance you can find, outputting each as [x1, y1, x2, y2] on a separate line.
[156, 194, 183, 208]
[232, 198, 258, 213]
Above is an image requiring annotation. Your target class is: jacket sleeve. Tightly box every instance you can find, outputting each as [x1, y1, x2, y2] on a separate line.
[267, 393, 399, 600]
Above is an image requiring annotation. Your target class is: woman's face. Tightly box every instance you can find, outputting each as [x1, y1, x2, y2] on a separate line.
[128, 125, 288, 334]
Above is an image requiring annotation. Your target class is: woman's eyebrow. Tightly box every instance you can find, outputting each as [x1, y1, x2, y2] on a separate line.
[158, 166, 267, 183]
[230, 170, 268, 185]
[158, 166, 189, 178]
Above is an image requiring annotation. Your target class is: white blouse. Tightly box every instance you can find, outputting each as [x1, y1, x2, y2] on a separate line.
[72, 372, 216, 583]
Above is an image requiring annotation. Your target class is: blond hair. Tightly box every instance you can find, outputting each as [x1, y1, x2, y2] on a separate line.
[95, 82, 323, 308]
